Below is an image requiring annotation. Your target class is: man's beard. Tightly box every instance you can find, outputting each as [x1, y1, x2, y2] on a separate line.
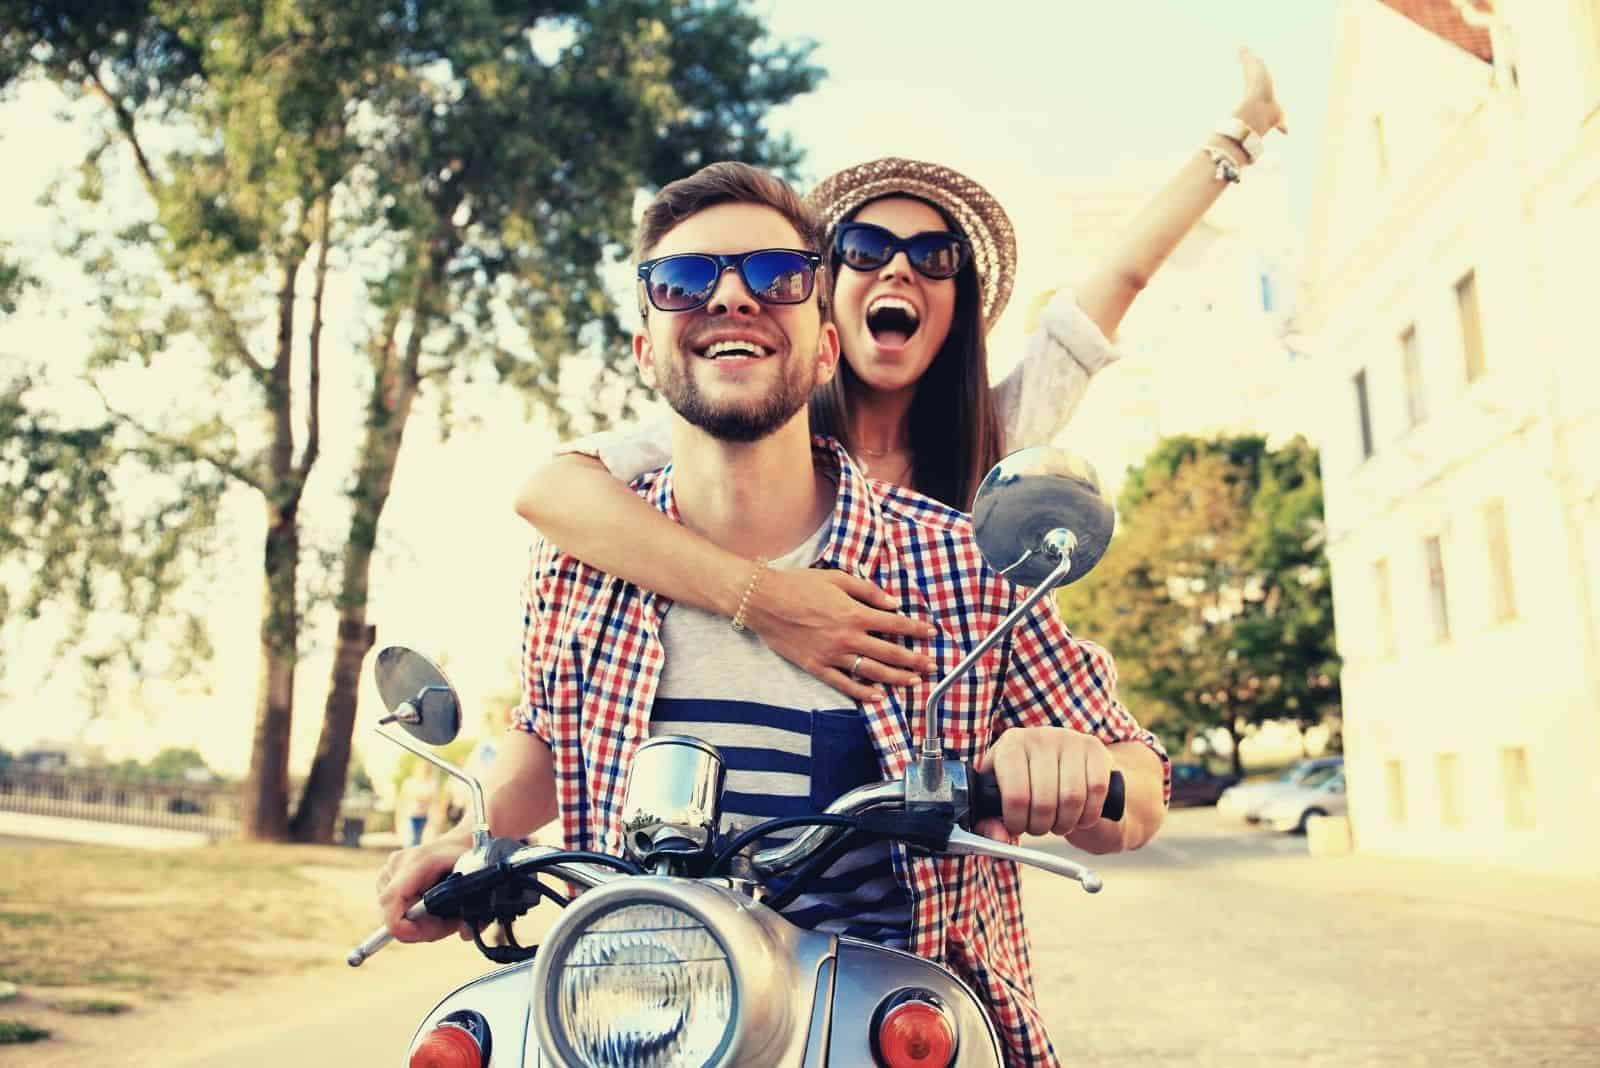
[656, 346, 815, 443]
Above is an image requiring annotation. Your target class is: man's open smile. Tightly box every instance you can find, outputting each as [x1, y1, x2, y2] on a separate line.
[688, 331, 780, 363]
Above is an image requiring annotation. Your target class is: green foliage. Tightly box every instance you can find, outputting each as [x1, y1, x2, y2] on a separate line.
[0, 242, 34, 315]
[143, 745, 214, 782]
[0, 1020, 50, 1044]
[0, 372, 227, 680]
[50, 998, 131, 1016]
[346, 756, 374, 795]
[1059, 434, 1341, 764]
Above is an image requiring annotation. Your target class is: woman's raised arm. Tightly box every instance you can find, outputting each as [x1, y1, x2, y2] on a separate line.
[1075, 47, 1287, 340]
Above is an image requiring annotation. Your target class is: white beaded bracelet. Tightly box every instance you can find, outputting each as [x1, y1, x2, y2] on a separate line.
[1215, 116, 1265, 163]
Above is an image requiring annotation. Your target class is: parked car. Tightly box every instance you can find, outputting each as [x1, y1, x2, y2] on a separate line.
[1216, 756, 1343, 823]
[1260, 770, 1348, 833]
[1168, 762, 1241, 807]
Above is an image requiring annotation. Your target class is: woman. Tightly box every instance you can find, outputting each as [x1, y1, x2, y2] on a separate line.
[515, 48, 1287, 699]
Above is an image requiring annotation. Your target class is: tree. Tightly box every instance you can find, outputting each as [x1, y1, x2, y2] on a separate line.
[0, 240, 33, 314]
[145, 745, 215, 783]
[1, 0, 820, 840]
[1058, 434, 1341, 775]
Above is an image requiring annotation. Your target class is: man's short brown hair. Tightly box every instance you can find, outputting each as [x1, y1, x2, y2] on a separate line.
[634, 162, 829, 315]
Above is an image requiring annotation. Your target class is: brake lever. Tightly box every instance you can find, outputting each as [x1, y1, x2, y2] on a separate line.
[943, 826, 1105, 894]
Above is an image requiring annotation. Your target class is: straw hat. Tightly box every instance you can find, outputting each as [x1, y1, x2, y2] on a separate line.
[806, 157, 1017, 331]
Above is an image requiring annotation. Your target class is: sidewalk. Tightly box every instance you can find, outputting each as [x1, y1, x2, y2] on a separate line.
[1231, 848, 1600, 928]
[0, 810, 210, 849]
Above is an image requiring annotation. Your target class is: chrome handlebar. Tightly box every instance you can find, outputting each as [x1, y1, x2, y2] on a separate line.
[751, 780, 906, 874]
[748, 773, 1105, 893]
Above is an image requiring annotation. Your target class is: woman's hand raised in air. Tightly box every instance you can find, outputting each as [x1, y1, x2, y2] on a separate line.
[1236, 46, 1288, 136]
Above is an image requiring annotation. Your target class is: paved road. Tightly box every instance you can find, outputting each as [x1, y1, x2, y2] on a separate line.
[7, 809, 1595, 1066]
[1024, 808, 1599, 1066]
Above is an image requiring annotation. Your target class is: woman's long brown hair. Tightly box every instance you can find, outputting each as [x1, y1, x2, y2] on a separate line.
[809, 200, 1004, 511]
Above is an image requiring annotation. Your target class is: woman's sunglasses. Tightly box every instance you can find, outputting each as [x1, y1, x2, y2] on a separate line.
[636, 249, 823, 313]
[833, 222, 970, 280]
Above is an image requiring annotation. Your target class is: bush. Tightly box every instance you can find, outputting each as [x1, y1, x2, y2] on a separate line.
[0, 1019, 50, 1044]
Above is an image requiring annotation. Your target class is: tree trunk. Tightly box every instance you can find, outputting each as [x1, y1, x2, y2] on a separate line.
[290, 415, 408, 843]
[1224, 717, 1245, 779]
[290, 313, 422, 842]
[241, 505, 299, 840]
[240, 251, 308, 841]
[289, 615, 375, 842]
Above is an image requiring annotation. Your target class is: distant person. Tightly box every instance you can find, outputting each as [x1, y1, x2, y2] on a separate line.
[397, 764, 435, 847]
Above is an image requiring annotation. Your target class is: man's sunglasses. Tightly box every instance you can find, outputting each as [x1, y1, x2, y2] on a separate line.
[636, 249, 823, 313]
[833, 222, 970, 280]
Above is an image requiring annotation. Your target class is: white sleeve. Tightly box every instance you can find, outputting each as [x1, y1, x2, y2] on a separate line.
[556, 417, 674, 482]
[991, 288, 1123, 453]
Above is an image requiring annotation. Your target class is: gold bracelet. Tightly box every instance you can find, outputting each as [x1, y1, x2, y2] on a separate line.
[730, 558, 769, 633]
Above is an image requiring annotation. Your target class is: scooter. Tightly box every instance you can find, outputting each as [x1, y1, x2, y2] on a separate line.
[349, 445, 1125, 1068]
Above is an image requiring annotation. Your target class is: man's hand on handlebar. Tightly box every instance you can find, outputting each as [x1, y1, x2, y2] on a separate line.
[974, 727, 1115, 841]
[376, 839, 474, 943]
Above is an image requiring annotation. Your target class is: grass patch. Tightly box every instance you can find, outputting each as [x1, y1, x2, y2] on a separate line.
[0, 842, 379, 1001]
[51, 998, 131, 1016]
[0, 912, 52, 929]
[0, 1019, 50, 1044]
[83, 970, 152, 988]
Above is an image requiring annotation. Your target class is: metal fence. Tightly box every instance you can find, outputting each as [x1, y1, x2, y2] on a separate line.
[0, 766, 243, 837]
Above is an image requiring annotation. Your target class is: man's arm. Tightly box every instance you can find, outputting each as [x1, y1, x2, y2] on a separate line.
[985, 607, 1170, 853]
[376, 732, 558, 942]
[375, 541, 564, 942]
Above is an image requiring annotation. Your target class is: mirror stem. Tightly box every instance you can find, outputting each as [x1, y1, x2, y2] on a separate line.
[374, 726, 491, 849]
[377, 699, 421, 729]
[918, 535, 1075, 790]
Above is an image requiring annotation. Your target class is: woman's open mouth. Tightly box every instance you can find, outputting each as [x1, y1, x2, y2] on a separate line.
[865, 296, 921, 349]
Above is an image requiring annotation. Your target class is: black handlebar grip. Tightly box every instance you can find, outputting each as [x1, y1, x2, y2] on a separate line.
[972, 768, 1125, 824]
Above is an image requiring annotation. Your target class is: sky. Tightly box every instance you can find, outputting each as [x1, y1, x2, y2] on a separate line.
[0, 1, 1343, 784]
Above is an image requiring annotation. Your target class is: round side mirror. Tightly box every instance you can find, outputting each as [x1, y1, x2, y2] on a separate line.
[971, 446, 1114, 588]
[373, 646, 462, 746]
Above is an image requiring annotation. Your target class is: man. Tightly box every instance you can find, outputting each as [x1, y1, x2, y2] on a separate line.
[378, 162, 1169, 1067]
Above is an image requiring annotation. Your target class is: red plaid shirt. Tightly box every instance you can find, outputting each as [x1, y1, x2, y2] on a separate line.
[513, 438, 1169, 1067]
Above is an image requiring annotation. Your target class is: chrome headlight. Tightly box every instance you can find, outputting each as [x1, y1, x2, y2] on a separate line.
[544, 901, 736, 1067]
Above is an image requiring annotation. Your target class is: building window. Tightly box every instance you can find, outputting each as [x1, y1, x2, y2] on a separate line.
[1354, 369, 1374, 460]
[1436, 754, 1462, 828]
[1456, 271, 1486, 382]
[1401, 325, 1426, 428]
[1373, 558, 1396, 657]
[1501, 747, 1535, 829]
[1424, 535, 1451, 642]
[1484, 498, 1517, 622]
[1385, 760, 1407, 825]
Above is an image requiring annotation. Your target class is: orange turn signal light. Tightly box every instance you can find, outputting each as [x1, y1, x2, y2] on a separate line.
[408, 1022, 483, 1068]
[876, 996, 956, 1068]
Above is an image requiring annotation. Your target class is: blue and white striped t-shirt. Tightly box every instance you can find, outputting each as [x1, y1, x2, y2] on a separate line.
[651, 520, 911, 947]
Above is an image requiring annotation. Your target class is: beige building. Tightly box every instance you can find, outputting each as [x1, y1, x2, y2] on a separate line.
[1300, 0, 1600, 875]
